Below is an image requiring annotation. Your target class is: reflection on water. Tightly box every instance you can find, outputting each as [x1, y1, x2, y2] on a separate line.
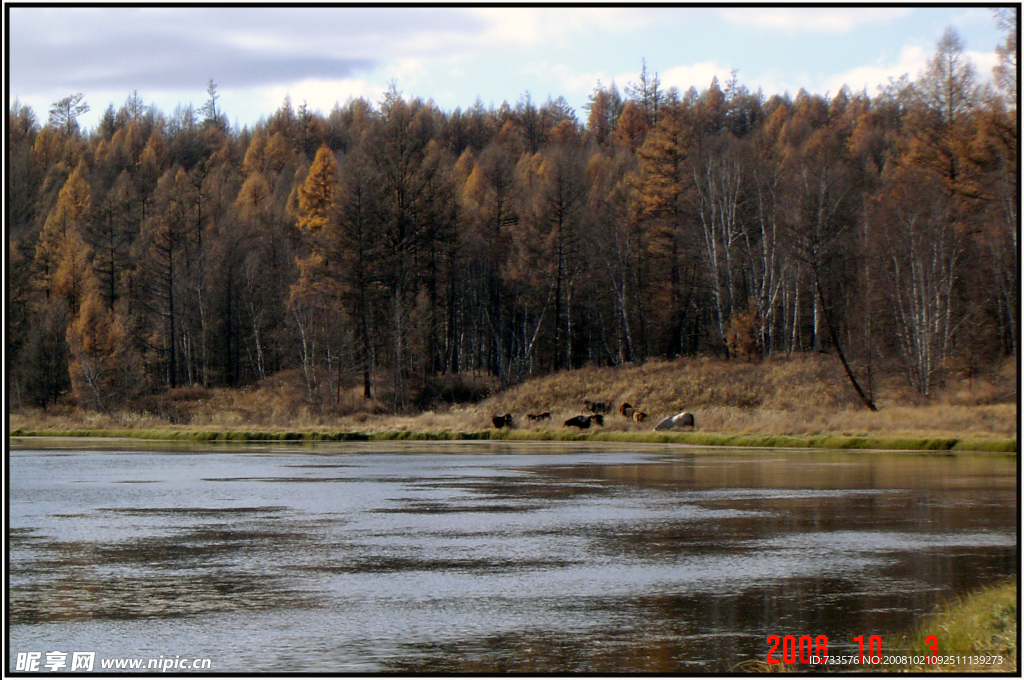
[7, 442, 1017, 673]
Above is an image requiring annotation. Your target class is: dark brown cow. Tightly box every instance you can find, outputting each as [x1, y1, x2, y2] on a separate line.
[491, 413, 513, 428]
[618, 402, 633, 416]
[564, 415, 593, 429]
[526, 412, 551, 421]
[584, 400, 609, 414]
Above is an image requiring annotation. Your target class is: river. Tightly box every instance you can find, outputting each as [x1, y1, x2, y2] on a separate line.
[7, 441, 1017, 673]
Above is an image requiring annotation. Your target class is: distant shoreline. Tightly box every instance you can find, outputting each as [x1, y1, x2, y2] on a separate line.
[8, 428, 1017, 453]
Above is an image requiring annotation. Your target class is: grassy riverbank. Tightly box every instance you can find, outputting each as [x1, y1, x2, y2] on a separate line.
[742, 580, 1018, 673]
[883, 579, 1018, 672]
[9, 355, 1017, 452]
[7, 426, 1017, 453]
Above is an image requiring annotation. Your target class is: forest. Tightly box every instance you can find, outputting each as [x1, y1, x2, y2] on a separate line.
[6, 22, 1017, 417]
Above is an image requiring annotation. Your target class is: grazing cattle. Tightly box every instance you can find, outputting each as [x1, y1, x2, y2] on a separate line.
[491, 413, 513, 428]
[591, 413, 604, 426]
[618, 402, 633, 416]
[633, 411, 647, 423]
[564, 415, 593, 429]
[584, 400, 609, 414]
[654, 411, 695, 430]
[526, 411, 551, 421]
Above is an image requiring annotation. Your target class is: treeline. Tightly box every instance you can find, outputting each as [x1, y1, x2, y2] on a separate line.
[7, 25, 1017, 414]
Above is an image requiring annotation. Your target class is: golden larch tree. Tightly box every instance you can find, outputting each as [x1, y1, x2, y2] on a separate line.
[35, 161, 93, 297]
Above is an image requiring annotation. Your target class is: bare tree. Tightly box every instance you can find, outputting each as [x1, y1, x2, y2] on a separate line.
[48, 93, 89, 136]
[692, 136, 744, 352]
[873, 169, 962, 396]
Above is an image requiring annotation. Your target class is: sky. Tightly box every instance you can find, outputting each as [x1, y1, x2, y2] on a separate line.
[6, 6, 1009, 132]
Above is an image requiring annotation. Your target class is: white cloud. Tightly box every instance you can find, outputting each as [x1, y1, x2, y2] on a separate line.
[822, 45, 929, 95]
[468, 7, 661, 48]
[719, 7, 911, 33]
[821, 45, 997, 96]
[965, 50, 999, 83]
[221, 29, 294, 54]
[660, 61, 734, 94]
[468, 8, 549, 46]
[259, 77, 384, 117]
[741, 71, 793, 99]
[383, 58, 430, 87]
[521, 62, 613, 97]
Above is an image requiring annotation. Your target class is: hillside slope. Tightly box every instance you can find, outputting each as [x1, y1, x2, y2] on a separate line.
[465, 354, 1016, 438]
[9, 355, 1017, 440]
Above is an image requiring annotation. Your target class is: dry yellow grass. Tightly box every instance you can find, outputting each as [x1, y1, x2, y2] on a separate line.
[470, 354, 1017, 439]
[8, 355, 1017, 441]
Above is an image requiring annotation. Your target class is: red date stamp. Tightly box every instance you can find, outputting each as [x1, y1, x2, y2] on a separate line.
[765, 634, 881, 665]
[765, 634, 831, 665]
[766, 633, 1004, 667]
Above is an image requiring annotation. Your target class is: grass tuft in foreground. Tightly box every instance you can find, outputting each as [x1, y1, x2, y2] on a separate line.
[734, 581, 1017, 673]
[881, 579, 1017, 672]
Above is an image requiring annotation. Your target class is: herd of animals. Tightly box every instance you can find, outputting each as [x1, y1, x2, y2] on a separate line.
[490, 401, 695, 431]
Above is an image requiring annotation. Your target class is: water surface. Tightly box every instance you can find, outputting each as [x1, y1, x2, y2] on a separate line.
[8, 441, 1017, 672]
